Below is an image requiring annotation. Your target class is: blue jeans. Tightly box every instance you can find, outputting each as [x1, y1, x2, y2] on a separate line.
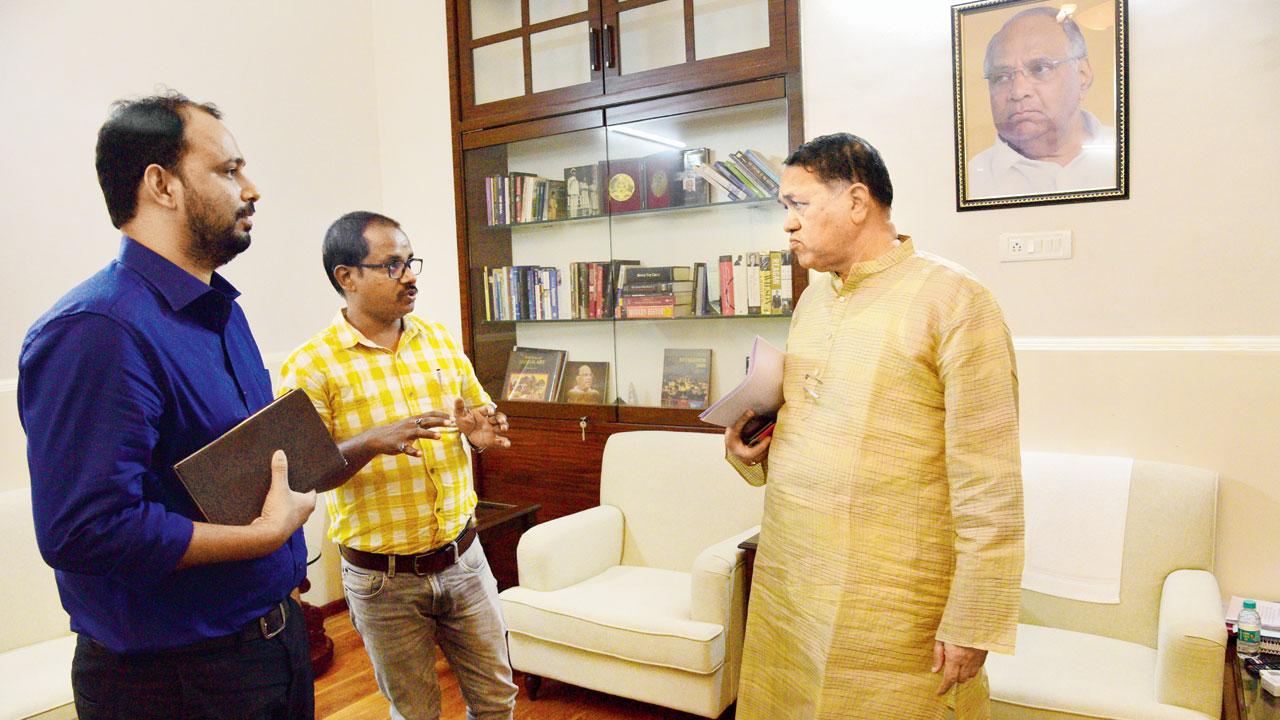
[71, 597, 313, 720]
[342, 538, 517, 720]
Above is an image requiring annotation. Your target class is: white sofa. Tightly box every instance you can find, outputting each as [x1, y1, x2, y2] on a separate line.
[499, 430, 764, 718]
[986, 456, 1224, 719]
[0, 487, 76, 720]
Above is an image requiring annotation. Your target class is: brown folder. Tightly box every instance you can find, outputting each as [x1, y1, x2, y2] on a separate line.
[173, 388, 347, 526]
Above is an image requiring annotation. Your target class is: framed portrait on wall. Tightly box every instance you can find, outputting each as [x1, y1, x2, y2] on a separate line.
[952, 0, 1129, 210]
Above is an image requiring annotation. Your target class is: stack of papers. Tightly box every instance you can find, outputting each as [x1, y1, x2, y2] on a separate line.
[1225, 596, 1280, 630]
[699, 336, 785, 427]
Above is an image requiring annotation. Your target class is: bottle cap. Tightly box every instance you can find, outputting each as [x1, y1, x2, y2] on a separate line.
[1245, 599, 1258, 609]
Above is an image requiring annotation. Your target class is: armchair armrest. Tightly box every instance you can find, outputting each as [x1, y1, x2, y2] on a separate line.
[516, 505, 623, 592]
[690, 526, 760, 625]
[1154, 569, 1227, 715]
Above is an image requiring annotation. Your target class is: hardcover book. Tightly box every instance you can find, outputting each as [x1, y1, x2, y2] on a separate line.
[661, 348, 712, 409]
[604, 157, 645, 213]
[621, 265, 694, 284]
[565, 164, 601, 218]
[643, 150, 683, 209]
[502, 347, 567, 402]
[559, 361, 610, 405]
[172, 389, 348, 526]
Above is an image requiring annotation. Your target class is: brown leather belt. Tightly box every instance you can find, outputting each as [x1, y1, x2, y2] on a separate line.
[339, 524, 476, 576]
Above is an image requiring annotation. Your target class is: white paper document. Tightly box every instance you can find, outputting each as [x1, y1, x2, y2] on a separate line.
[698, 336, 784, 427]
[1226, 596, 1280, 630]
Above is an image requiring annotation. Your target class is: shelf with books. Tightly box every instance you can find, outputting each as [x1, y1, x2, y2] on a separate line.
[461, 88, 803, 427]
[480, 313, 793, 326]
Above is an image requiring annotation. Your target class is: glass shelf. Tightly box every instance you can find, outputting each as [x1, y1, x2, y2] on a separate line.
[481, 313, 791, 326]
[463, 94, 798, 418]
[483, 196, 781, 231]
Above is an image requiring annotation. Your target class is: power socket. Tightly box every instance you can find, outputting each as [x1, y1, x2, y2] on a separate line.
[1000, 231, 1072, 262]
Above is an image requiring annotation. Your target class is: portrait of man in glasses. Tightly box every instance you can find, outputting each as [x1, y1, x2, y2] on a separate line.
[966, 6, 1117, 199]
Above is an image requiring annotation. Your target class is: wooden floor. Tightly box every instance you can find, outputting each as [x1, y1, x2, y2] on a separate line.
[315, 610, 733, 720]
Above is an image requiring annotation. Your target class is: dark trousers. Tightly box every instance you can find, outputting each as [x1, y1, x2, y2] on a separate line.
[71, 598, 314, 720]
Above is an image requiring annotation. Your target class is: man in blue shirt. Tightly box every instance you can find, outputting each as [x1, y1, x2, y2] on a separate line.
[18, 91, 318, 719]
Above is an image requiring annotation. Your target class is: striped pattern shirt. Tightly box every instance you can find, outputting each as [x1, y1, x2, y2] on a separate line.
[279, 311, 492, 554]
[733, 237, 1024, 719]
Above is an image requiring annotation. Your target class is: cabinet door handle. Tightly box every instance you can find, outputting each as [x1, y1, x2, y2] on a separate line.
[603, 24, 616, 69]
[579, 416, 588, 442]
[589, 27, 601, 71]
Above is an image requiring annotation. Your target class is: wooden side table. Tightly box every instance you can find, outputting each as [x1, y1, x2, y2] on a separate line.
[475, 500, 540, 591]
[739, 532, 759, 608]
[1225, 636, 1280, 720]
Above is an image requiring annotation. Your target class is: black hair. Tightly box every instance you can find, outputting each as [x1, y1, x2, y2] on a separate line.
[94, 90, 222, 228]
[784, 132, 893, 209]
[322, 211, 402, 295]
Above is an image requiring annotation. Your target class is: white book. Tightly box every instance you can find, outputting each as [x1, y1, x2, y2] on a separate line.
[693, 162, 747, 201]
[733, 254, 748, 317]
[746, 252, 761, 314]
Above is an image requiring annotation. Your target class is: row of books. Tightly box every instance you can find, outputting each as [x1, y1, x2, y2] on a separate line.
[719, 251, 794, 316]
[483, 148, 782, 227]
[483, 174, 568, 226]
[690, 148, 780, 201]
[617, 264, 707, 319]
[482, 253, 795, 323]
[482, 265, 562, 322]
[502, 346, 711, 410]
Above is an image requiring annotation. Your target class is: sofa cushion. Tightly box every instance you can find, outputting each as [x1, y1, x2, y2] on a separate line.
[500, 565, 725, 674]
[0, 634, 75, 719]
[987, 624, 1212, 719]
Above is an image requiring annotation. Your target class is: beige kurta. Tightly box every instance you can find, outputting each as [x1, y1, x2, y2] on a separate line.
[734, 237, 1023, 719]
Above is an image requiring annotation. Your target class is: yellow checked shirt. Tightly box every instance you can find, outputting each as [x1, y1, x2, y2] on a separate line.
[279, 311, 492, 554]
[731, 237, 1024, 720]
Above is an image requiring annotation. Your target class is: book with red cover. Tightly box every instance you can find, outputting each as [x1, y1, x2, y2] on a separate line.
[643, 150, 682, 209]
[172, 389, 348, 526]
[605, 157, 645, 213]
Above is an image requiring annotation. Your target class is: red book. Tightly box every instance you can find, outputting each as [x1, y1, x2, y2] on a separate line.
[719, 255, 734, 316]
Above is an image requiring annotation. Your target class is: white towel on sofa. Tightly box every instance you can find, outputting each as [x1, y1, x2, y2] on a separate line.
[1021, 452, 1133, 604]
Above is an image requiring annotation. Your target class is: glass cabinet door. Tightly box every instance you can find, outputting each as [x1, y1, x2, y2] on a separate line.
[603, 95, 793, 422]
[460, 0, 604, 124]
[456, 0, 790, 126]
[463, 114, 617, 421]
[601, 0, 786, 98]
[461, 89, 799, 425]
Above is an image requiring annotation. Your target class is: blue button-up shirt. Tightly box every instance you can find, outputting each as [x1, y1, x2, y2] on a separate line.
[18, 237, 306, 653]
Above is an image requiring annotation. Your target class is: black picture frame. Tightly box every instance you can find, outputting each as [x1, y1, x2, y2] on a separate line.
[952, 0, 1129, 210]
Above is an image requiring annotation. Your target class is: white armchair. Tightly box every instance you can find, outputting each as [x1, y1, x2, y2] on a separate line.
[498, 430, 764, 718]
[985, 456, 1225, 720]
[0, 487, 76, 720]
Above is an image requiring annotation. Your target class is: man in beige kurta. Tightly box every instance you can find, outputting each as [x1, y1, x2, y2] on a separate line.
[726, 133, 1023, 719]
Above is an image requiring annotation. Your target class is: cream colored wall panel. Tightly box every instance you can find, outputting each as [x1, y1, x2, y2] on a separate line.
[1016, 347, 1280, 603]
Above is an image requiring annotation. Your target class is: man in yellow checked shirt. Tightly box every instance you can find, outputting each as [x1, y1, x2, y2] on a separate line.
[280, 211, 516, 720]
[725, 134, 1024, 719]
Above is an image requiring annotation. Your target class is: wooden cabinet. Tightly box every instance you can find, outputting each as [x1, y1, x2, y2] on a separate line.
[450, 0, 792, 130]
[446, 1, 802, 521]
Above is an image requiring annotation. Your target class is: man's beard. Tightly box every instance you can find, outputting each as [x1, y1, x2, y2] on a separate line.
[185, 189, 253, 269]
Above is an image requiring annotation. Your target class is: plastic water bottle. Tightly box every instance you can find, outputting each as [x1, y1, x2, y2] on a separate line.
[1238, 599, 1262, 658]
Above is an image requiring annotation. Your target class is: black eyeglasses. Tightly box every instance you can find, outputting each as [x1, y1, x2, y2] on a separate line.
[352, 257, 423, 279]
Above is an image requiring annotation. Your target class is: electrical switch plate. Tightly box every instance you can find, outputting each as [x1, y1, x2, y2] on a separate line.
[1000, 231, 1072, 262]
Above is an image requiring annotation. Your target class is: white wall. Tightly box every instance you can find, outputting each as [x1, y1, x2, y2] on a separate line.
[3, 0, 1278, 608]
[797, 0, 1280, 601]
